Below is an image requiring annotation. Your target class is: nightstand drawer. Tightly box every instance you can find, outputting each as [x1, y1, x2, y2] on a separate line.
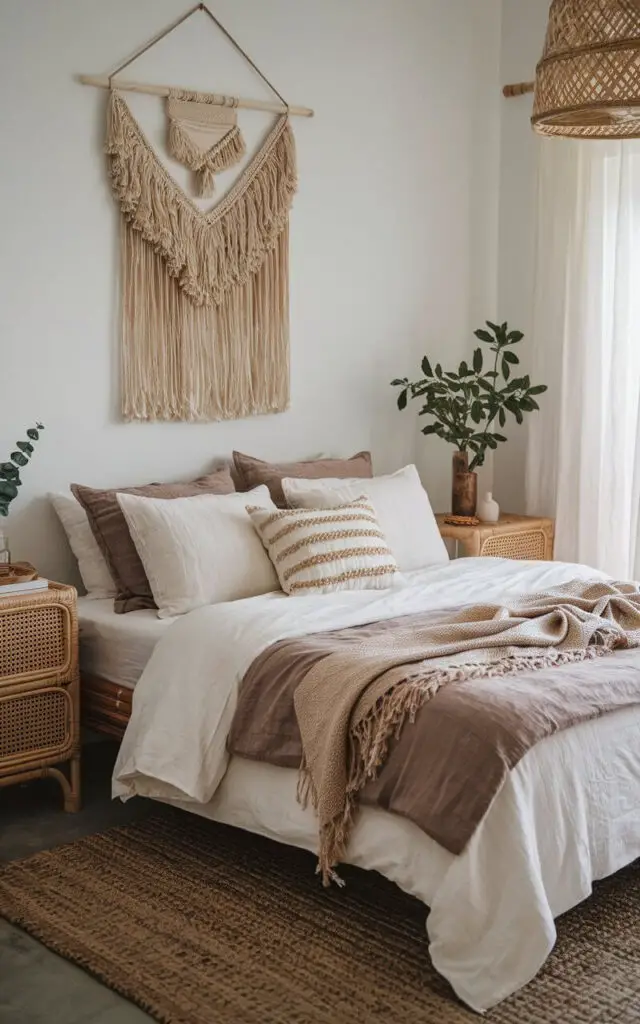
[479, 529, 548, 561]
[0, 590, 74, 686]
[436, 514, 555, 561]
[0, 685, 74, 767]
[0, 581, 81, 811]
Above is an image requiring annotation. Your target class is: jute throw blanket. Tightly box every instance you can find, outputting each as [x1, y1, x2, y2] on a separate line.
[289, 579, 640, 884]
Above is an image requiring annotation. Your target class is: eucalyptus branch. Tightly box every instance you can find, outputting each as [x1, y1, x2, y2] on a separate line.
[0, 424, 45, 518]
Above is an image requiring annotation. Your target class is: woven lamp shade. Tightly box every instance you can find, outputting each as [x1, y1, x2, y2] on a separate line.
[533, 0, 640, 138]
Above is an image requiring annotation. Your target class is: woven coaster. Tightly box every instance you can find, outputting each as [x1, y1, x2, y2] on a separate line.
[443, 515, 480, 527]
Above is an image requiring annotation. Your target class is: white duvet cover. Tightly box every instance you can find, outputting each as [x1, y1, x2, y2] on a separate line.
[113, 558, 640, 1012]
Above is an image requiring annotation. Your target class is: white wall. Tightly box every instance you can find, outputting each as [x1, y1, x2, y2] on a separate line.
[494, 0, 549, 512]
[0, 0, 502, 585]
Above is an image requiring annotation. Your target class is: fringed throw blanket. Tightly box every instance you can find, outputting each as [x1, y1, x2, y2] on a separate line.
[228, 579, 640, 885]
[106, 91, 297, 422]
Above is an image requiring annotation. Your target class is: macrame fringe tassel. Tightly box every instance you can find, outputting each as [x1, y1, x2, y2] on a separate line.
[167, 120, 247, 197]
[121, 218, 290, 421]
[107, 91, 296, 307]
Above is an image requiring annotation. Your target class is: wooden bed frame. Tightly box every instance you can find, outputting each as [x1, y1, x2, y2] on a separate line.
[82, 673, 132, 740]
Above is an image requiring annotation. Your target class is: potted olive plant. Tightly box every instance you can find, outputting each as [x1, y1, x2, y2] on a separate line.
[392, 323, 546, 516]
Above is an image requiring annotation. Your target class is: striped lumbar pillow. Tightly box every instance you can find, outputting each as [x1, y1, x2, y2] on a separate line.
[247, 496, 399, 595]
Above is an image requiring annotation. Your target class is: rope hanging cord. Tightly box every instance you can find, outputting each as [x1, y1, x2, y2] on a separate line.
[78, 2, 313, 117]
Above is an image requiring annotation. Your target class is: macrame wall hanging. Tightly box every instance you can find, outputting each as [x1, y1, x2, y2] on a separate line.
[79, 3, 313, 423]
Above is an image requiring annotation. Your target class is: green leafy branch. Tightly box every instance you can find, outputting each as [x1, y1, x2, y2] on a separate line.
[0, 423, 45, 517]
[391, 322, 546, 472]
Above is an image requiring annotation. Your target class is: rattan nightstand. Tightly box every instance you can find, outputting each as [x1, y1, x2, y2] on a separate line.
[0, 582, 81, 811]
[436, 513, 555, 561]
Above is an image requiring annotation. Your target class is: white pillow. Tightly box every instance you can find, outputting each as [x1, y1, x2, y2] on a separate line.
[50, 491, 116, 599]
[282, 465, 448, 573]
[116, 486, 280, 618]
[248, 496, 399, 596]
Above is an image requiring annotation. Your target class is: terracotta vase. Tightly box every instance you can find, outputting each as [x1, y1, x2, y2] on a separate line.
[451, 451, 478, 517]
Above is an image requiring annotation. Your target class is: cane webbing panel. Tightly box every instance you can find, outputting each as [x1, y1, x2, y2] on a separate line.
[0, 605, 68, 681]
[0, 584, 76, 686]
[0, 687, 71, 762]
[480, 530, 547, 561]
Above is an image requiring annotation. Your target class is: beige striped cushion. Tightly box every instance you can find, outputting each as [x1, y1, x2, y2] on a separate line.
[247, 497, 399, 596]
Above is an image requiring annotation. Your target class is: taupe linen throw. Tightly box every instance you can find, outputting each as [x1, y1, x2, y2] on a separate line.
[229, 579, 640, 884]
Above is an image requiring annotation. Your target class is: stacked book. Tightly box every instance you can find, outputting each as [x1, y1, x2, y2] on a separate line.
[0, 563, 48, 597]
[0, 577, 48, 597]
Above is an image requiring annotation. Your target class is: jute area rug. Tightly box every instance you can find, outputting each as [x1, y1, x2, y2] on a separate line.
[0, 810, 638, 1024]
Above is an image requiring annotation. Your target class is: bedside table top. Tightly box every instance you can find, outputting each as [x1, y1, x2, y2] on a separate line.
[0, 580, 77, 608]
[436, 513, 554, 539]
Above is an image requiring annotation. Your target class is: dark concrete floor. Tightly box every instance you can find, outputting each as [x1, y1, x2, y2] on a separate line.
[0, 741, 159, 1023]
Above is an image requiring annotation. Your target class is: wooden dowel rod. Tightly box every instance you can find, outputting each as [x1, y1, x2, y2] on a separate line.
[77, 73, 314, 117]
[503, 81, 535, 98]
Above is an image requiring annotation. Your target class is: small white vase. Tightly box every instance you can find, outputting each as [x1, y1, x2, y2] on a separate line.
[477, 491, 500, 523]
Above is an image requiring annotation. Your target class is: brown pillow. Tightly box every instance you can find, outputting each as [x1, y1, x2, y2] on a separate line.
[232, 450, 373, 508]
[71, 467, 235, 614]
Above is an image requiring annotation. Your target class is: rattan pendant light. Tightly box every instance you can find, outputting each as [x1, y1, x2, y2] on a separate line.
[533, 0, 640, 138]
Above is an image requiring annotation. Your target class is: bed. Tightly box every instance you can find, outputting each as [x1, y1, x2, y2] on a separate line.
[101, 556, 640, 1013]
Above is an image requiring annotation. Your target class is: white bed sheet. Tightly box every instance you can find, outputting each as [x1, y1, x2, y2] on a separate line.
[78, 597, 172, 688]
[113, 558, 640, 1012]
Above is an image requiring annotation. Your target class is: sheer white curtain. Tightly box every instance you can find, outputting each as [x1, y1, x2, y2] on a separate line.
[526, 138, 640, 579]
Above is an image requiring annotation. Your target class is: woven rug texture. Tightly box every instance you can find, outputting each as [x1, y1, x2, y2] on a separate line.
[0, 811, 638, 1024]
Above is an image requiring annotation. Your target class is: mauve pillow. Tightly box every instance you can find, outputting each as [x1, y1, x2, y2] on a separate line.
[232, 451, 373, 507]
[71, 467, 235, 613]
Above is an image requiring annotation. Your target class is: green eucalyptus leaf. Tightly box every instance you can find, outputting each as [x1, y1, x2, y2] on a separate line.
[0, 481, 18, 501]
[26, 428, 39, 441]
[486, 321, 500, 334]
[421, 356, 433, 377]
[498, 408, 506, 428]
[435, 364, 443, 378]
[501, 359, 511, 381]
[492, 434, 508, 443]
[470, 401, 484, 424]
[507, 331, 524, 344]
[397, 389, 408, 411]
[529, 384, 547, 395]
[473, 348, 483, 373]
[11, 451, 28, 468]
[458, 361, 469, 377]
[391, 378, 407, 387]
[16, 440, 34, 455]
[0, 462, 19, 480]
[422, 424, 439, 435]
[503, 350, 519, 365]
